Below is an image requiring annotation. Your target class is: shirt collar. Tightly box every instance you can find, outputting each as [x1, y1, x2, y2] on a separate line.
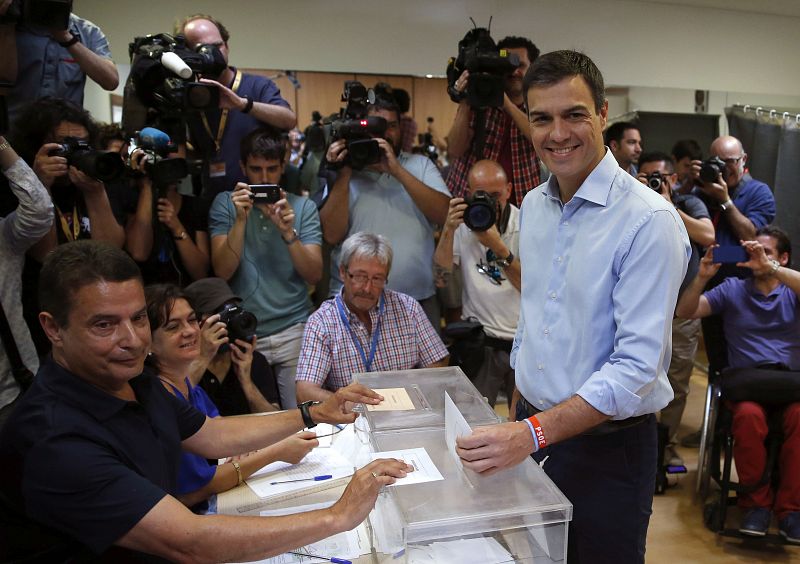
[544, 149, 618, 207]
[40, 358, 155, 422]
[337, 289, 385, 325]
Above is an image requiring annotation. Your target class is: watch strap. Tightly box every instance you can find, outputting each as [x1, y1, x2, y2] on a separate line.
[720, 199, 734, 211]
[299, 401, 319, 428]
[282, 228, 300, 245]
[59, 33, 81, 48]
[241, 95, 254, 114]
[497, 251, 515, 268]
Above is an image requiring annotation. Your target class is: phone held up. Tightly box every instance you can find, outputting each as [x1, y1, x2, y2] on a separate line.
[249, 184, 282, 205]
[712, 245, 748, 264]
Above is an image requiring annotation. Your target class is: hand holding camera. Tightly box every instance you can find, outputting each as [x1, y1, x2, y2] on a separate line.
[372, 137, 401, 176]
[68, 165, 104, 195]
[445, 197, 467, 231]
[198, 312, 229, 363]
[198, 77, 244, 111]
[231, 183, 254, 220]
[33, 143, 69, 188]
[230, 335, 257, 384]
[691, 158, 730, 203]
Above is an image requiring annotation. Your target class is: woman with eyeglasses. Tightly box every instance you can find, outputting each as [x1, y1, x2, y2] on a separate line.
[145, 284, 318, 513]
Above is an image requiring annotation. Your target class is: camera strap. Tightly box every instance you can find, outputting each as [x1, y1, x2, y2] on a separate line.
[55, 206, 80, 242]
[335, 293, 385, 372]
[201, 69, 243, 154]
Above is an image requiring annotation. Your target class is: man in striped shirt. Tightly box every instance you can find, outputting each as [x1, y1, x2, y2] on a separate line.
[296, 232, 448, 402]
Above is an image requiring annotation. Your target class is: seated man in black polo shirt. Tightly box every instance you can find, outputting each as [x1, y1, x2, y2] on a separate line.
[0, 240, 411, 562]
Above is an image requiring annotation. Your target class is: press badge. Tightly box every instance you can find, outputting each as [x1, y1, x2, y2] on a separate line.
[209, 161, 226, 178]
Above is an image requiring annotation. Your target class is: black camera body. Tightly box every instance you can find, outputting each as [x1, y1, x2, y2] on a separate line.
[51, 137, 123, 182]
[699, 156, 727, 184]
[122, 33, 223, 142]
[217, 303, 257, 344]
[0, 0, 71, 28]
[447, 25, 520, 109]
[250, 184, 281, 204]
[132, 127, 188, 186]
[463, 190, 497, 231]
[645, 172, 663, 191]
[329, 81, 388, 170]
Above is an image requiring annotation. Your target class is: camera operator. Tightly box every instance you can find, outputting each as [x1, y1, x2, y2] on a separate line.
[176, 14, 297, 200]
[0, 2, 118, 125]
[7, 97, 130, 355]
[434, 159, 520, 408]
[184, 277, 280, 414]
[124, 147, 211, 286]
[322, 96, 450, 329]
[0, 135, 52, 427]
[446, 36, 541, 207]
[636, 151, 715, 467]
[671, 139, 702, 194]
[209, 128, 322, 409]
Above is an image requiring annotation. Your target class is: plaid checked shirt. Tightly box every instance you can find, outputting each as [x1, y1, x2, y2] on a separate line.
[446, 105, 541, 205]
[295, 289, 448, 390]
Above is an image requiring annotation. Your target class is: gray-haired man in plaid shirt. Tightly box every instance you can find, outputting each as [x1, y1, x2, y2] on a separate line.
[296, 232, 448, 402]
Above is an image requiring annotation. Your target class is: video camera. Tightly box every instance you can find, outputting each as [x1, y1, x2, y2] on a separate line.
[51, 137, 124, 183]
[446, 18, 520, 109]
[699, 156, 727, 184]
[328, 81, 387, 170]
[130, 127, 188, 186]
[122, 33, 224, 143]
[0, 0, 71, 28]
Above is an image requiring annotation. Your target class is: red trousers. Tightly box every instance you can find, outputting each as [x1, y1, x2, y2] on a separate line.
[730, 401, 800, 519]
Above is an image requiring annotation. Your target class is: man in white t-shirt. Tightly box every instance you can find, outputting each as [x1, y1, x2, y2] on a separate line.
[434, 160, 521, 406]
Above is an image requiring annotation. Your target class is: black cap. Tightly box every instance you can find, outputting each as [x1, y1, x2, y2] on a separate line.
[183, 277, 241, 315]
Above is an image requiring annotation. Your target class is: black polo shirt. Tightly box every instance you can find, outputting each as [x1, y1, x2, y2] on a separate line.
[0, 359, 206, 562]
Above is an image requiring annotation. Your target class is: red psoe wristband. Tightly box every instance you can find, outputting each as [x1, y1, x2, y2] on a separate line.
[527, 415, 547, 449]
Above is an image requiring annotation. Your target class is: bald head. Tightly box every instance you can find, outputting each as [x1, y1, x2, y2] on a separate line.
[710, 135, 747, 187]
[467, 160, 512, 206]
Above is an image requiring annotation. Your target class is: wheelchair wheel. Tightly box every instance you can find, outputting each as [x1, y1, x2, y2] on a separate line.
[697, 381, 720, 499]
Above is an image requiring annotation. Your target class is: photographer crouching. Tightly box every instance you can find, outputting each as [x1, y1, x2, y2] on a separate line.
[434, 159, 520, 408]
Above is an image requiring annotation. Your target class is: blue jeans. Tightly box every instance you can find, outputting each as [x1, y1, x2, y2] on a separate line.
[517, 402, 657, 564]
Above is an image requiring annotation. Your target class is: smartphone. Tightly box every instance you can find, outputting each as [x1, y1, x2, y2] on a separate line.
[712, 245, 748, 264]
[249, 184, 282, 204]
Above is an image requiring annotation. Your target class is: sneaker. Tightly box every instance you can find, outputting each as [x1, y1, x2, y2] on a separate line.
[739, 507, 772, 537]
[680, 429, 702, 448]
[665, 446, 684, 467]
[779, 512, 800, 544]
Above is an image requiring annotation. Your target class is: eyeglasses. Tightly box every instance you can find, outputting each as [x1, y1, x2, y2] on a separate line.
[721, 156, 744, 166]
[476, 251, 505, 286]
[345, 270, 388, 288]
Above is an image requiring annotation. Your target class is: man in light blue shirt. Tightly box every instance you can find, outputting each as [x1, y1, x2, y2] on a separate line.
[457, 50, 689, 564]
[320, 96, 451, 329]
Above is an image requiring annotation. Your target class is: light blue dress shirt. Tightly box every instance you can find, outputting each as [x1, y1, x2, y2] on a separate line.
[512, 150, 690, 420]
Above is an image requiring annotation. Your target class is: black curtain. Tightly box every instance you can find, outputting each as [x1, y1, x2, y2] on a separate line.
[726, 108, 800, 256]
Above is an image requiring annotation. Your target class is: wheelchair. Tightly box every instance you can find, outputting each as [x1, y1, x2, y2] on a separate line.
[696, 361, 800, 543]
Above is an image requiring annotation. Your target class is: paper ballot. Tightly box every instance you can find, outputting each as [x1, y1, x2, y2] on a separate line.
[445, 391, 472, 462]
[369, 447, 444, 486]
[366, 387, 416, 411]
[246, 448, 353, 499]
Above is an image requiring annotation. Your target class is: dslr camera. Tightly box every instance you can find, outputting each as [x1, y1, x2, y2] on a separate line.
[447, 20, 520, 109]
[328, 81, 387, 170]
[217, 303, 257, 344]
[51, 137, 124, 182]
[0, 0, 71, 28]
[644, 172, 664, 191]
[129, 127, 188, 186]
[463, 190, 497, 231]
[699, 156, 727, 184]
[122, 33, 224, 142]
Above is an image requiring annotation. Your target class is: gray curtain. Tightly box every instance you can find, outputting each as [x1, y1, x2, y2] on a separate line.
[725, 108, 800, 255]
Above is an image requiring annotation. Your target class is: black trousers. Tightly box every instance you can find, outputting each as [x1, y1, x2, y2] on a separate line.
[517, 402, 657, 564]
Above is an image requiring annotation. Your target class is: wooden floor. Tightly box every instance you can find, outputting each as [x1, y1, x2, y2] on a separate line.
[494, 365, 800, 563]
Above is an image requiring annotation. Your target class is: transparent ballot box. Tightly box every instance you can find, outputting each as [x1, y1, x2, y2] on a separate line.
[354, 366, 501, 432]
[367, 427, 572, 564]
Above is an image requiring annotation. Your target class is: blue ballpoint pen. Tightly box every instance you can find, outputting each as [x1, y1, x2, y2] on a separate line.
[288, 551, 351, 564]
[270, 474, 333, 485]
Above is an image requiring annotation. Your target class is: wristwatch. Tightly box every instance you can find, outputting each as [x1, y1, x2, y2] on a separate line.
[299, 400, 320, 428]
[282, 228, 300, 245]
[58, 33, 81, 48]
[496, 251, 515, 269]
[719, 199, 734, 212]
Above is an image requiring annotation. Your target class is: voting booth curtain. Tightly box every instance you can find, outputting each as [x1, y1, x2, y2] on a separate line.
[726, 107, 800, 252]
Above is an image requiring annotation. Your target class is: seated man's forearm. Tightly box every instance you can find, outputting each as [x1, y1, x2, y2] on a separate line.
[296, 381, 334, 403]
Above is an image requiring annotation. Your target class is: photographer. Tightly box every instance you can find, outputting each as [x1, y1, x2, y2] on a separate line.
[0, 136, 52, 427]
[606, 121, 642, 175]
[321, 96, 450, 328]
[176, 14, 296, 199]
[434, 159, 520, 407]
[124, 147, 211, 286]
[446, 36, 541, 207]
[184, 277, 280, 414]
[636, 151, 714, 466]
[0, 2, 118, 125]
[209, 128, 321, 409]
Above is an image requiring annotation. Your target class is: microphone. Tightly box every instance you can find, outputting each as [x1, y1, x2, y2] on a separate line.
[137, 127, 172, 153]
[161, 51, 192, 79]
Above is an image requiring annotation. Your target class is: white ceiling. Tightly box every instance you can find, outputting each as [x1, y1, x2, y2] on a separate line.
[634, 0, 800, 18]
